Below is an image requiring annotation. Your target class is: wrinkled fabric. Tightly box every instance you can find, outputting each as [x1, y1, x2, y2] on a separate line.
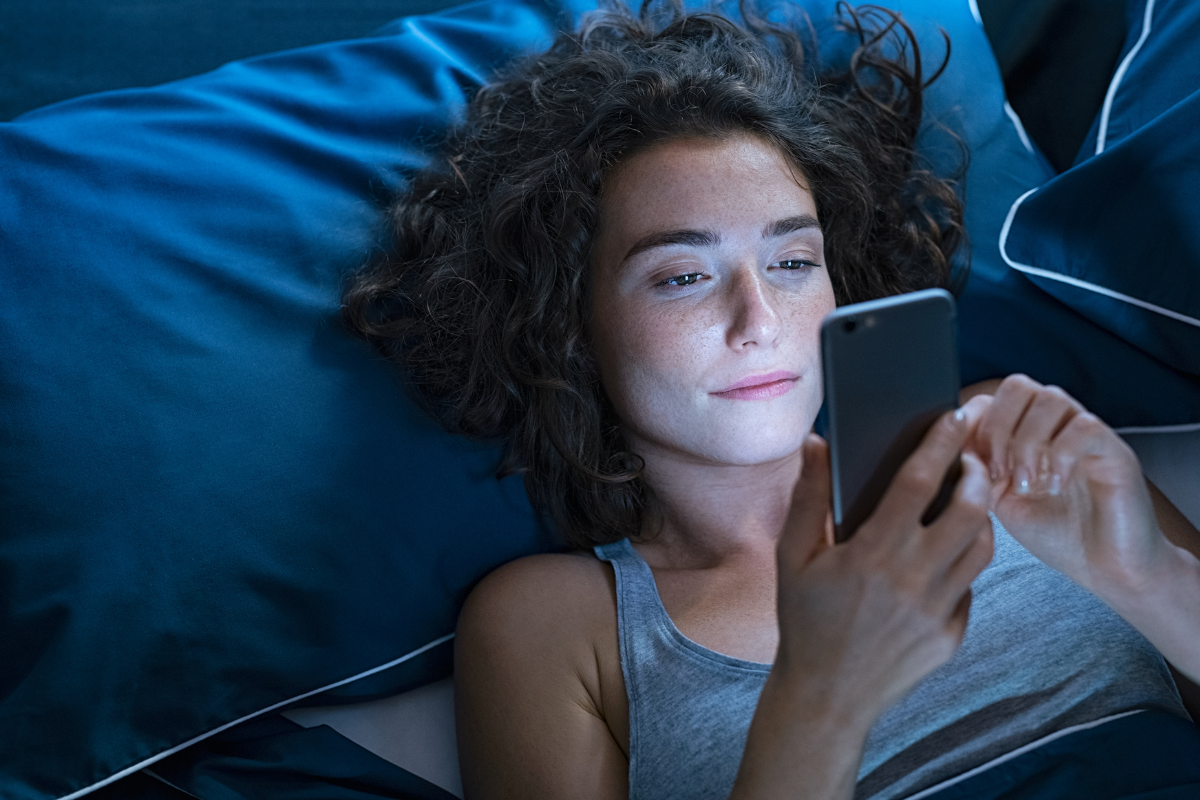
[0, 4, 570, 798]
[88, 716, 459, 800]
[1002, 0, 1200, 381]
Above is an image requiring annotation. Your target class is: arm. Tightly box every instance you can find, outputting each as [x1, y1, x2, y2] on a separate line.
[731, 668, 872, 800]
[734, 403, 995, 798]
[1059, 472, 1200, 717]
[1131, 482, 1200, 719]
[968, 375, 1200, 697]
[1077, 480, 1200, 713]
[455, 554, 629, 800]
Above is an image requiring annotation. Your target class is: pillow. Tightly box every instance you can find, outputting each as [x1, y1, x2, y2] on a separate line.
[997, 0, 1200, 423]
[0, 4, 571, 798]
[1, 0, 1186, 797]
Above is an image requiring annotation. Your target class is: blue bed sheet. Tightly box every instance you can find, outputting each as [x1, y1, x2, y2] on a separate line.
[928, 709, 1200, 800]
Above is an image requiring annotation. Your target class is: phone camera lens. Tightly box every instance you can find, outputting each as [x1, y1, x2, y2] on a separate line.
[843, 319, 858, 333]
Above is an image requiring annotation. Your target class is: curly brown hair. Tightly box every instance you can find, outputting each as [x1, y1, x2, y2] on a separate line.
[342, 0, 966, 549]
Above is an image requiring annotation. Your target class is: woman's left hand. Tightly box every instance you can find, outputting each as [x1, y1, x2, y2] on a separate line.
[966, 374, 1172, 597]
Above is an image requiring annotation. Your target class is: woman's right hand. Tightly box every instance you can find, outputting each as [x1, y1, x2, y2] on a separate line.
[776, 395, 994, 728]
[732, 397, 993, 800]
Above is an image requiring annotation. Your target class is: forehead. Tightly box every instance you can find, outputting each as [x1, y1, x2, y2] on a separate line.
[599, 135, 817, 237]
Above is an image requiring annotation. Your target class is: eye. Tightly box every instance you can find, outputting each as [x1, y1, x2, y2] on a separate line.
[658, 272, 703, 287]
[773, 259, 820, 270]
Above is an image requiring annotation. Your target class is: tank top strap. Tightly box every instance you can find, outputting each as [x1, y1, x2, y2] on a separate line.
[593, 538, 677, 654]
[592, 537, 771, 800]
[592, 537, 775, 673]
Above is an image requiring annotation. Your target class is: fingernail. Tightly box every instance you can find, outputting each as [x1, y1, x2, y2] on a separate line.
[954, 408, 965, 422]
[1049, 474, 1061, 496]
[1014, 466, 1031, 495]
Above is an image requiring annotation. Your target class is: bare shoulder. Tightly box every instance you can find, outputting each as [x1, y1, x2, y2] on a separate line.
[455, 551, 629, 799]
[457, 550, 617, 653]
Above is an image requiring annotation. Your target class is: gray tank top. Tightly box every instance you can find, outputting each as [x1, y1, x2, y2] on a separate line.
[593, 515, 1188, 800]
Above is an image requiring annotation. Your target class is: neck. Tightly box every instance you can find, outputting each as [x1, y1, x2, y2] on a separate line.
[632, 438, 804, 570]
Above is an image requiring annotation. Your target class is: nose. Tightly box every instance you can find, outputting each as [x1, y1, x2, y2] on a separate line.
[726, 265, 781, 350]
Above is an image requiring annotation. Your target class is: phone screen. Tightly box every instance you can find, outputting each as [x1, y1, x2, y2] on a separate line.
[820, 288, 961, 542]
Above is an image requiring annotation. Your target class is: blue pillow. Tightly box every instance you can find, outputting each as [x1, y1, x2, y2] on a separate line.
[997, 0, 1200, 421]
[0, 4, 573, 798]
[2, 0, 1190, 797]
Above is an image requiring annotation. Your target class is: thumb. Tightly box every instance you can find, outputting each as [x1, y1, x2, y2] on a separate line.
[779, 434, 834, 572]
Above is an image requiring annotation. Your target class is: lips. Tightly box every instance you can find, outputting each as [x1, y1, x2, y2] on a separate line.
[712, 370, 799, 400]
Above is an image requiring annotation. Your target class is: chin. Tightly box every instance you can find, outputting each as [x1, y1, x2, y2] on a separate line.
[632, 395, 819, 466]
[693, 420, 811, 467]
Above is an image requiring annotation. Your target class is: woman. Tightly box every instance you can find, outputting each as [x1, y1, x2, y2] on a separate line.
[344, 2, 1200, 797]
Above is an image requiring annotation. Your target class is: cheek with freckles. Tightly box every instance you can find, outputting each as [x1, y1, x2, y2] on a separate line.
[596, 298, 722, 430]
[595, 296, 829, 465]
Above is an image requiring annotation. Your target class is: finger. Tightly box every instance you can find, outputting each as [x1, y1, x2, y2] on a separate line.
[961, 393, 994, 456]
[1009, 385, 1086, 496]
[779, 434, 834, 572]
[1046, 410, 1136, 497]
[923, 450, 992, 576]
[868, 402, 983, 532]
[975, 374, 1039, 483]
[939, 520, 994, 611]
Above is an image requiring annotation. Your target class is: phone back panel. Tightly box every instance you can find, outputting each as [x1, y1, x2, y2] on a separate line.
[821, 289, 960, 541]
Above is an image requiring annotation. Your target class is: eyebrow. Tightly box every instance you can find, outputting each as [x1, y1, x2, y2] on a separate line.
[621, 214, 821, 263]
[763, 214, 821, 239]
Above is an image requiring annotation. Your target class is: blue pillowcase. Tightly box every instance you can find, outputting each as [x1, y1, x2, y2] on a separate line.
[1001, 0, 1200, 393]
[0, 4, 573, 798]
[0, 0, 1195, 797]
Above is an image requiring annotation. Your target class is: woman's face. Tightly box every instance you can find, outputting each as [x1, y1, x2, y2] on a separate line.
[591, 135, 837, 467]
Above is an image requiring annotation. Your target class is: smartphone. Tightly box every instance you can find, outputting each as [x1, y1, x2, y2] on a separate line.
[820, 288, 961, 543]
